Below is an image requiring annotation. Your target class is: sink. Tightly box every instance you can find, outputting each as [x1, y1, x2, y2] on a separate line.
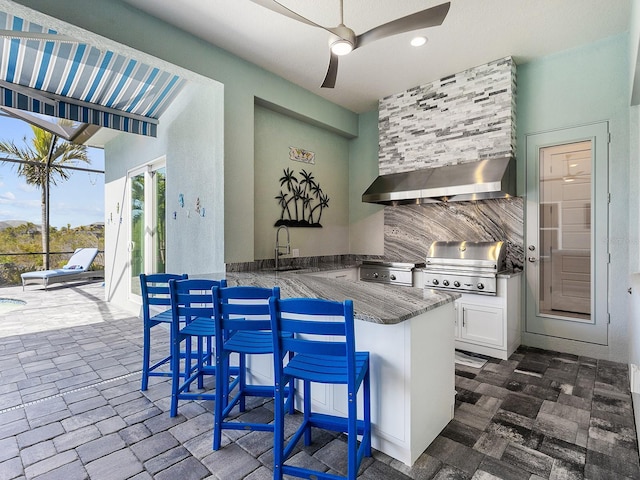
[274, 266, 304, 272]
[262, 266, 304, 272]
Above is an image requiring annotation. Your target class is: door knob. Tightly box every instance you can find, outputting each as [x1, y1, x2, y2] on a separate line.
[528, 257, 537, 263]
[528, 245, 536, 251]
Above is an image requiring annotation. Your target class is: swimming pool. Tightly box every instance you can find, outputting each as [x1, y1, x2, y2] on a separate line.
[0, 298, 27, 313]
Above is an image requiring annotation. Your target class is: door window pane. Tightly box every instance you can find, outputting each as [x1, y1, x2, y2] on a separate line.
[154, 167, 166, 273]
[130, 172, 145, 296]
[538, 141, 591, 320]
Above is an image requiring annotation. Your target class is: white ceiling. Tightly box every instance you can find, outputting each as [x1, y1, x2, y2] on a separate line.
[120, 1, 629, 113]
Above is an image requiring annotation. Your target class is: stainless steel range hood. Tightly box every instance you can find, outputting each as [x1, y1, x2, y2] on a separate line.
[362, 157, 516, 205]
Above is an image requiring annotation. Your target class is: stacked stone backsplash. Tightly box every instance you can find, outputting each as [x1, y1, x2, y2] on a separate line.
[378, 57, 523, 270]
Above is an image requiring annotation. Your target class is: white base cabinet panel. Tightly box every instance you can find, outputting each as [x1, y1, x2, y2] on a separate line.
[454, 275, 521, 360]
[246, 302, 456, 466]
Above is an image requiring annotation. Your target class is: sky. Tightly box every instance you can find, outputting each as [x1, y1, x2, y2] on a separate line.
[0, 114, 105, 229]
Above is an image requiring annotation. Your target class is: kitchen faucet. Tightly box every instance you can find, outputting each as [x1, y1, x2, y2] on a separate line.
[275, 225, 290, 270]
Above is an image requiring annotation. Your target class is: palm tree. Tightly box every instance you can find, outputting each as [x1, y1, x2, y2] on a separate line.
[0, 124, 90, 268]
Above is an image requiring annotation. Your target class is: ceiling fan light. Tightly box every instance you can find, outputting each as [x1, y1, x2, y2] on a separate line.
[411, 36, 428, 47]
[330, 39, 353, 56]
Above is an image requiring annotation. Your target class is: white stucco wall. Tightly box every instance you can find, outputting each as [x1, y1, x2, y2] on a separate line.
[103, 81, 224, 313]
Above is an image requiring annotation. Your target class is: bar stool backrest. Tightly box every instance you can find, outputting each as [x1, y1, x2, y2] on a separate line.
[140, 273, 188, 319]
[269, 297, 356, 374]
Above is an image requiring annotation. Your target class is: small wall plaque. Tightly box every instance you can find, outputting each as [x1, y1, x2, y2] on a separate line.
[289, 147, 315, 164]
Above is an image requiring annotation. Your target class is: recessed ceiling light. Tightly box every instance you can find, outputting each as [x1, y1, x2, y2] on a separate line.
[411, 36, 428, 47]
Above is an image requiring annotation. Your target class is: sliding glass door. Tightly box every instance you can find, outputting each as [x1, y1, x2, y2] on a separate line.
[129, 159, 166, 298]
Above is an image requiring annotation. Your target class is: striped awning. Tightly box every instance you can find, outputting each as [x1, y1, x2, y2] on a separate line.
[0, 12, 186, 137]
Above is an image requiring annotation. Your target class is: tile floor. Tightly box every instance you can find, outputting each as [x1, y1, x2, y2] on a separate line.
[0, 282, 638, 479]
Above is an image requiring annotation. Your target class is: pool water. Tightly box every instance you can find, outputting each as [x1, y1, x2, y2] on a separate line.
[0, 298, 27, 313]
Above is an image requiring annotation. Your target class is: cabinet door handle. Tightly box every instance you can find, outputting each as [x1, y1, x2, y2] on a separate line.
[462, 310, 466, 327]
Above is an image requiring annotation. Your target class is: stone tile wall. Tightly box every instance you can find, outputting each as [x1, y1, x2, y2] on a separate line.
[384, 198, 524, 271]
[378, 56, 516, 175]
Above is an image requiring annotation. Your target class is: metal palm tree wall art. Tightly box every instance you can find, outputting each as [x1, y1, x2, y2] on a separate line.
[274, 168, 329, 227]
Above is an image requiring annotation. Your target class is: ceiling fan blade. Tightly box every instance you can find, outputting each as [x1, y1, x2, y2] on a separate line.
[321, 52, 339, 89]
[249, 0, 328, 30]
[356, 2, 450, 49]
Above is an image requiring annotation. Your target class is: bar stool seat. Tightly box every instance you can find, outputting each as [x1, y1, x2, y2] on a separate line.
[169, 278, 227, 417]
[269, 297, 371, 480]
[212, 285, 294, 450]
[139, 273, 187, 391]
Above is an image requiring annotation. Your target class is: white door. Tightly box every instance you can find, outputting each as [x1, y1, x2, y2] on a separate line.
[128, 159, 166, 298]
[525, 123, 609, 345]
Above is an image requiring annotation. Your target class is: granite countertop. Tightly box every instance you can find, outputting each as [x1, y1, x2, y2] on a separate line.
[202, 269, 458, 325]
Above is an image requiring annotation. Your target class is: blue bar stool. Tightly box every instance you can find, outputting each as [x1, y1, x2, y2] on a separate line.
[168, 278, 227, 417]
[269, 297, 372, 480]
[139, 273, 188, 391]
[211, 285, 294, 450]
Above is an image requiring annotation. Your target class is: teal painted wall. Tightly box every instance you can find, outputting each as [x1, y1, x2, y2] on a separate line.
[349, 110, 384, 255]
[254, 104, 350, 259]
[517, 33, 630, 361]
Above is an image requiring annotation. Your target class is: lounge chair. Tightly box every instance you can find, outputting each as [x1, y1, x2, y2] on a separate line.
[21, 248, 103, 290]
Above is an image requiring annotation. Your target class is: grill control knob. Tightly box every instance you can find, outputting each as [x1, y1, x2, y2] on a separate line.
[373, 272, 379, 278]
[432, 279, 439, 286]
[443, 280, 450, 286]
[477, 283, 485, 290]
[454, 281, 460, 287]
[390, 274, 396, 281]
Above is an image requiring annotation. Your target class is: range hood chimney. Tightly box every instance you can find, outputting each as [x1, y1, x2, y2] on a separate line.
[362, 157, 516, 205]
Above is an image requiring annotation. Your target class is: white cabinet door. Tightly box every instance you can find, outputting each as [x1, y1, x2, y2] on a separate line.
[459, 303, 504, 348]
[326, 268, 358, 281]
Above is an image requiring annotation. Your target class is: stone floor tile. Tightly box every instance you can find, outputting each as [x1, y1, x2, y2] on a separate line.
[425, 436, 484, 475]
[454, 402, 495, 431]
[389, 452, 442, 479]
[550, 459, 584, 480]
[84, 448, 144, 480]
[360, 460, 414, 479]
[500, 393, 544, 419]
[201, 443, 261, 480]
[53, 424, 102, 452]
[501, 443, 554, 478]
[76, 432, 127, 463]
[0, 456, 23, 480]
[60, 405, 117, 432]
[130, 431, 180, 463]
[475, 455, 532, 480]
[118, 422, 152, 445]
[533, 412, 579, 444]
[0, 436, 19, 463]
[153, 456, 210, 480]
[243, 465, 274, 480]
[19, 440, 56, 467]
[235, 430, 275, 458]
[440, 419, 484, 448]
[23, 450, 78, 479]
[15, 422, 64, 449]
[95, 415, 127, 434]
[473, 433, 509, 459]
[143, 445, 191, 475]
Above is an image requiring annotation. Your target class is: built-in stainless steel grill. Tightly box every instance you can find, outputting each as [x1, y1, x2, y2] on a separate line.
[423, 241, 506, 295]
[360, 261, 425, 287]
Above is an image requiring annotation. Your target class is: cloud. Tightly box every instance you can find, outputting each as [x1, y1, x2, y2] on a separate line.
[18, 183, 36, 192]
[0, 191, 16, 201]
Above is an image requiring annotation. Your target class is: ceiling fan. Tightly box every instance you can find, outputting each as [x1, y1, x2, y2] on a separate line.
[250, 0, 451, 88]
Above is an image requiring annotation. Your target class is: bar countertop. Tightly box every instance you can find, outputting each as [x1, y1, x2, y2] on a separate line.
[201, 269, 458, 325]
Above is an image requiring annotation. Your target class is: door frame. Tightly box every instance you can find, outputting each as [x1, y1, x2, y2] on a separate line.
[127, 156, 166, 302]
[524, 122, 609, 345]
